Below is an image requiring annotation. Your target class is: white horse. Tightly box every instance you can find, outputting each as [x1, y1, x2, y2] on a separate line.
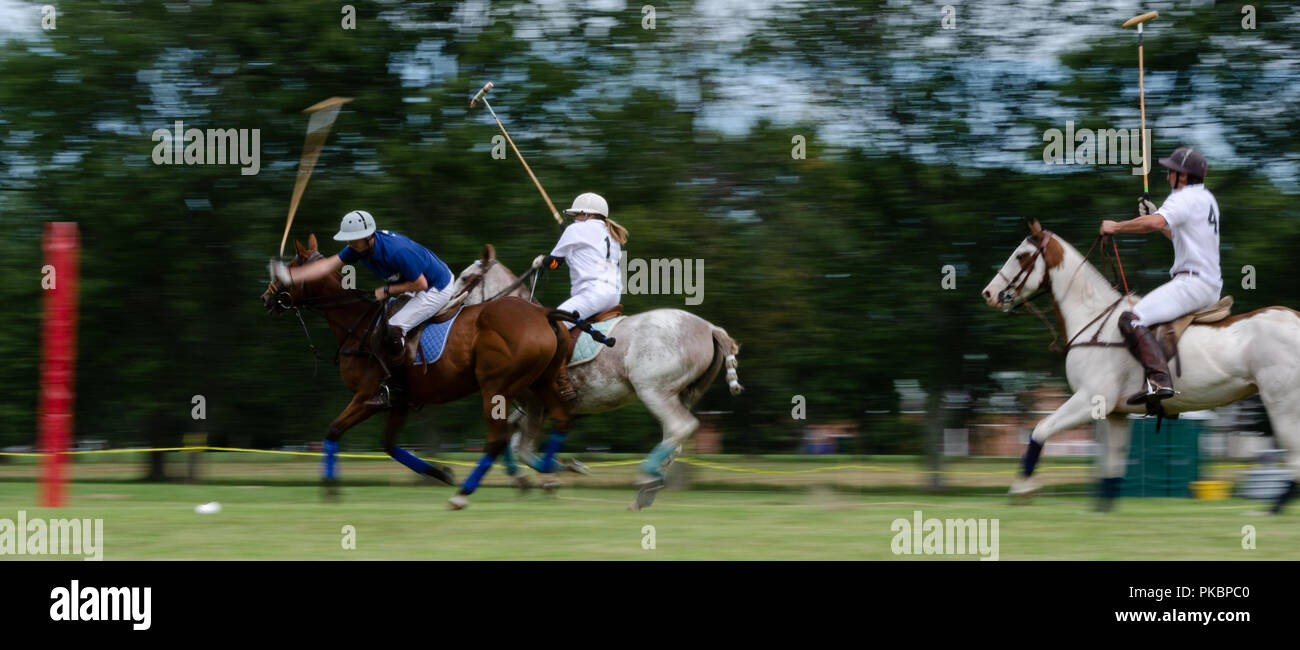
[448, 245, 744, 510]
[981, 220, 1300, 513]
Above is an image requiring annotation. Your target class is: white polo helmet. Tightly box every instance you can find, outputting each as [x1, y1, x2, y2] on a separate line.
[333, 210, 377, 242]
[563, 192, 609, 218]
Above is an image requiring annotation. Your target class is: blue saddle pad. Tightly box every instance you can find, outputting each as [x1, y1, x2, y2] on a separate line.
[413, 307, 465, 366]
[571, 316, 624, 365]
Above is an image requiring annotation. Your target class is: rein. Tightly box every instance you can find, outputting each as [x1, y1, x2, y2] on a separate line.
[273, 254, 543, 374]
[271, 264, 383, 376]
[1002, 233, 1133, 354]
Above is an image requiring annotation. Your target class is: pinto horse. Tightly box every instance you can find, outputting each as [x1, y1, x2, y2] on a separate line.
[261, 234, 573, 510]
[981, 220, 1300, 513]
[448, 245, 744, 511]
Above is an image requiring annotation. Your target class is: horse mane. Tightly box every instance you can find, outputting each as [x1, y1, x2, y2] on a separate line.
[1051, 235, 1127, 306]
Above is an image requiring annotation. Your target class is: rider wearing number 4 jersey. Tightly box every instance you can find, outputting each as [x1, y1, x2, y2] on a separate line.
[1099, 146, 1222, 410]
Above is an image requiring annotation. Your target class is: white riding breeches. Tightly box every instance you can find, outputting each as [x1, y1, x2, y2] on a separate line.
[556, 288, 621, 330]
[388, 284, 455, 335]
[1131, 274, 1221, 326]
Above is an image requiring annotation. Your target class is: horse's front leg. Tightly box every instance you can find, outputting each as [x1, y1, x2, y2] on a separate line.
[1010, 389, 1106, 504]
[449, 388, 530, 510]
[381, 404, 456, 486]
[322, 394, 382, 501]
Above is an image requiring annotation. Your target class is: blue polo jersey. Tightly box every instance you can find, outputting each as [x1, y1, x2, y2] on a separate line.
[337, 230, 453, 291]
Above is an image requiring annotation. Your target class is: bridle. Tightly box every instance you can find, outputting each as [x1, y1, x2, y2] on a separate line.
[995, 231, 1056, 309]
[267, 252, 383, 376]
[997, 231, 1132, 354]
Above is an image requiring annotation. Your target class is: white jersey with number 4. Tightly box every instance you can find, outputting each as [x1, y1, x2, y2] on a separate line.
[1156, 183, 1222, 289]
[550, 219, 622, 296]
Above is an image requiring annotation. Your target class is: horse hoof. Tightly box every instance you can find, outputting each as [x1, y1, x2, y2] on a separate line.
[564, 458, 592, 476]
[322, 481, 342, 503]
[1008, 478, 1041, 505]
[1094, 498, 1116, 513]
[632, 479, 664, 510]
[448, 495, 469, 510]
[541, 480, 561, 496]
[429, 465, 456, 487]
[511, 476, 533, 494]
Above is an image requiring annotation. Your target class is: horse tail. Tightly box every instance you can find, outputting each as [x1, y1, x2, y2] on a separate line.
[716, 327, 744, 396]
[681, 325, 743, 407]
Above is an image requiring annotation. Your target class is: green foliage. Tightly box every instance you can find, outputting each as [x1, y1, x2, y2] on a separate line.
[0, 1, 1295, 455]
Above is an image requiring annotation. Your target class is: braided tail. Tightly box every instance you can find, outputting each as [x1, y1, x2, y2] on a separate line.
[677, 325, 742, 408]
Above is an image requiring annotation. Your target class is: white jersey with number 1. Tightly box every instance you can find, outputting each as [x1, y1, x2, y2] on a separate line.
[550, 219, 622, 296]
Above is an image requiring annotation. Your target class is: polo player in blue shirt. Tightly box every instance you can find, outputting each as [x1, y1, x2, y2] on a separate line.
[271, 210, 455, 408]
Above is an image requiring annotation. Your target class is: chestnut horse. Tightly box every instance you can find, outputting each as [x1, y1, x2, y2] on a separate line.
[261, 234, 573, 510]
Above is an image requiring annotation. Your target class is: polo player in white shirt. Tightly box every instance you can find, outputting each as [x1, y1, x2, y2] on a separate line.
[533, 192, 629, 401]
[1100, 146, 1221, 411]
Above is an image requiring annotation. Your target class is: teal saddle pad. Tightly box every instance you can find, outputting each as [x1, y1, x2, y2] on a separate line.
[571, 316, 625, 365]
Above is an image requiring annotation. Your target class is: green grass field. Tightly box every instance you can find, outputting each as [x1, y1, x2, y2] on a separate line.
[0, 453, 1293, 560]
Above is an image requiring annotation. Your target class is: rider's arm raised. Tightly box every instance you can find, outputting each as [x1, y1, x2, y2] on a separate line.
[1101, 213, 1168, 235]
[290, 255, 344, 283]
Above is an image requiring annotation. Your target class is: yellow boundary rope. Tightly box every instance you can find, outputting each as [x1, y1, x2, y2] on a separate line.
[0, 446, 1266, 475]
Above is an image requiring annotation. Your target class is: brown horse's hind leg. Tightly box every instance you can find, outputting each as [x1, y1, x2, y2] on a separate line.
[449, 327, 559, 510]
[526, 321, 577, 476]
[381, 405, 455, 486]
[321, 394, 381, 499]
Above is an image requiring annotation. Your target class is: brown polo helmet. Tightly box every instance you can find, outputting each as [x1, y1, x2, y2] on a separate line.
[1158, 146, 1208, 178]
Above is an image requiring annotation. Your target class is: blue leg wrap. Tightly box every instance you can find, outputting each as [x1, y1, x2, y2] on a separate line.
[501, 444, 519, 477]
[1022, 438, 1043, 477]
[388, 446, 434, 476]
[323, 440, 340, 480]
[640, 441, 674, 477]
[532, 432, 567, 473]
[460, 453, 495, 495]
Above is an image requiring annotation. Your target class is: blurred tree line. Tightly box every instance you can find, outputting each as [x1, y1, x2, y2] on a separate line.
[1, 1, 1296, 460]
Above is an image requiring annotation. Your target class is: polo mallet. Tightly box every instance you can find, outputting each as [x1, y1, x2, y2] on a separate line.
[279, 96, 353, 257]
[470, 82, 564, 225]
[1122, 11, 1158, 197]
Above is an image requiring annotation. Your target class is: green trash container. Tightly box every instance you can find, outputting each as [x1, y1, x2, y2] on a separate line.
[1119, 415, 1202, 497]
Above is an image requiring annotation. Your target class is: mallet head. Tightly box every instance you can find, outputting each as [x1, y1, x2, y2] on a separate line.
[470, 82, 494, 108]
[1122, 11, 1158, 29]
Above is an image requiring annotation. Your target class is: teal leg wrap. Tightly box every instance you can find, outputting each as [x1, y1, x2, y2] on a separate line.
[639, 442, 674, 477]
[501, 444, 519, 477]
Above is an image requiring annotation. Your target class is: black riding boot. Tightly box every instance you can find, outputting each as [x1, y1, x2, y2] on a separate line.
[365, 325, 407, 409]
[1118, 311, 1174, 409]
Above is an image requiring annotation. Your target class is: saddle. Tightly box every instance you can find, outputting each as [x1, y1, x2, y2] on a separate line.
[564, 304, 624, 354]
[1154, 295, 1233, 377]
[368, 290, 472, 368]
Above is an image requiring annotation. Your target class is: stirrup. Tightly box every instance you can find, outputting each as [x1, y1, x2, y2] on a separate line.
[558, 383, 578, 402]
[1125, 378, 1174, 406]
[364, 384, 394, 408]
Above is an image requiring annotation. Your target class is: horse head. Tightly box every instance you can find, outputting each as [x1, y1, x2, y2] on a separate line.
[261, 233, 340, 315]
[450, 244, 529, 305]
[982, 218, 1062, 311]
